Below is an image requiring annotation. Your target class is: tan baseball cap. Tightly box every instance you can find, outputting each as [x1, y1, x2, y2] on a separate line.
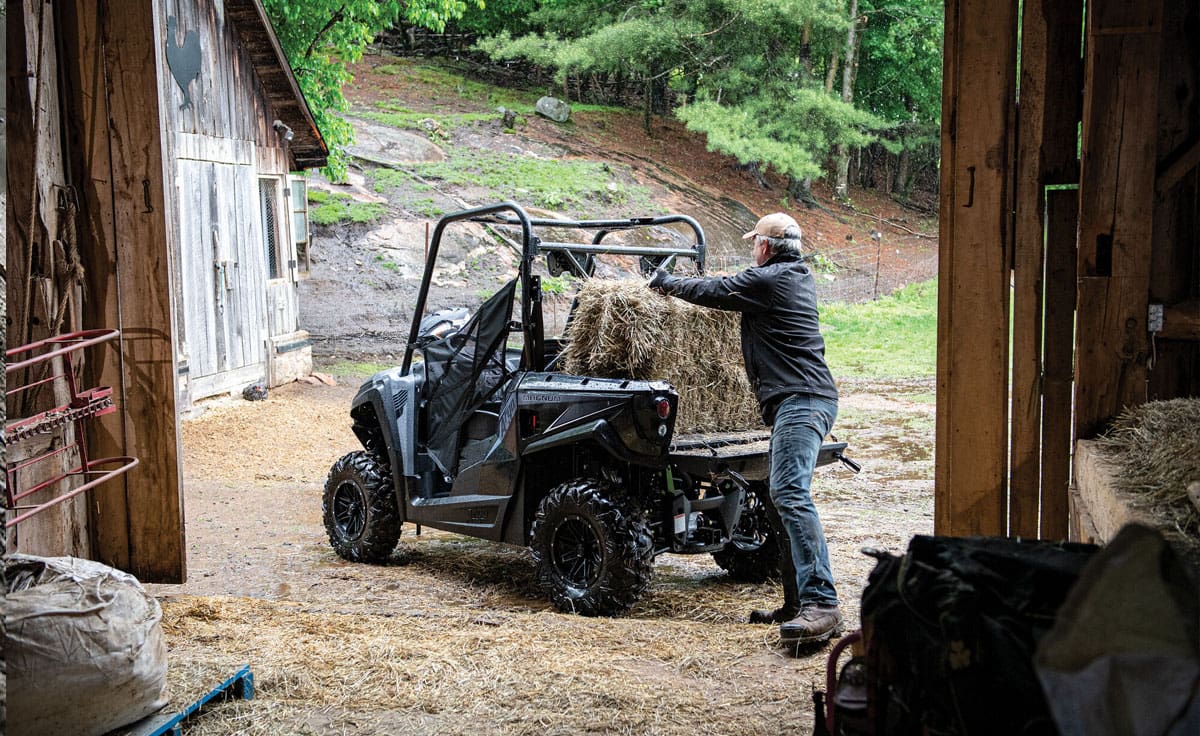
[742, 212, 801, 240]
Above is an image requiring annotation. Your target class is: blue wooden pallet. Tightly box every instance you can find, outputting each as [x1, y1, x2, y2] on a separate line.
[118, 665, 254, 736]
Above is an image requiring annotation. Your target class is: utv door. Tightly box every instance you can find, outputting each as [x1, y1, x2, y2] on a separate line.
[408, 278, 522, 538]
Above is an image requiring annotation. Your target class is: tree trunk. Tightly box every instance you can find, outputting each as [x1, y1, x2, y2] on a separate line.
[643, 73, 652, 135]
[825, 48, 840, 94]
[833, 0, 861, 201]
[788, 176, 818, 208]
[894, 144, 912, 197]
[800, 21, 813, 83]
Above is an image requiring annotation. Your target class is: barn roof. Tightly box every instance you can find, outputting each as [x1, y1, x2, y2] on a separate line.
[225, 0, 328, 169]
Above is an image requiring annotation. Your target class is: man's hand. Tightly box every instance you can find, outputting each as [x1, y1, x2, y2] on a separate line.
[647, 267, 670, 293]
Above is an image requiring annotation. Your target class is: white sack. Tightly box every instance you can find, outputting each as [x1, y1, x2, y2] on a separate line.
[6, 555, 168, 736]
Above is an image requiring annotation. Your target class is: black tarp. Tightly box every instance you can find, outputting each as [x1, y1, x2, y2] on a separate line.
[421, 278, 518, 476]
[859, 535, 1098, 736]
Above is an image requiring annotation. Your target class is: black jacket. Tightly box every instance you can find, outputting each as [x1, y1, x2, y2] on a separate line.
[655, 251, 838, 424]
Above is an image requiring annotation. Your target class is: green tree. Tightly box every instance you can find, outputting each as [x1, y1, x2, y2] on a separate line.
[473, 0, 938, 198]
[264, 0, 480, 180]
[853, 0, 943, 196]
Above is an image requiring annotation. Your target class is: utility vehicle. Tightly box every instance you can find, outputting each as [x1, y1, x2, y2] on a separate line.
[322, 202, 857, 615]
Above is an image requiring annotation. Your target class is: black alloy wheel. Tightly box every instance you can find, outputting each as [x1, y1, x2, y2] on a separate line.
[711, 481, 782, 582]
[322, 451, 402, 563]
[530, 478, 654, 616]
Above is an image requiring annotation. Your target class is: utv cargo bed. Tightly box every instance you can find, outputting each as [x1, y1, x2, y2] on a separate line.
[670, 430, 849, 481]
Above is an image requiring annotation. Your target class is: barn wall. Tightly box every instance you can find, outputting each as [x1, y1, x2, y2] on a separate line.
[5, 0, 97, 558]
[45, 0, 186, 581]
[937, 0, 1199, 539]
[157, 0, 307, 404]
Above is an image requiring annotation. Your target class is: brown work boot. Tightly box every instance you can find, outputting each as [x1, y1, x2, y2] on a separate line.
[748, 605, 799, 624]
[779, 603, 843, 644]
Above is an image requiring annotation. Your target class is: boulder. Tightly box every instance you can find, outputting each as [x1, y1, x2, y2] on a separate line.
[535, 96, 571, 123]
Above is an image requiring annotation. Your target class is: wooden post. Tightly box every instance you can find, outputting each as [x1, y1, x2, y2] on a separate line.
[63, 0, 185, 582]
[1040, 189, 1079, 539]
[1074, 0, 1163, 440]
[1147, 0, 1200, 399]
[935, 0, 1019, 536]
[1009, 0, 1083, 538]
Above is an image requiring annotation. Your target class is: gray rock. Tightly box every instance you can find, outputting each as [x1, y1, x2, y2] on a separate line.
[344, 116, 446, 165]
[535, 96, 571, 123]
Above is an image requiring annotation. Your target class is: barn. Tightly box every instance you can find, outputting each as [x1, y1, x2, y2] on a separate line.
[6, 0, 327, 576]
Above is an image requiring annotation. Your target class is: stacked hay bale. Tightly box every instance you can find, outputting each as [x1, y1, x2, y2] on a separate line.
[1095, 398, 1200, 537]
[560, 279, 762, 433]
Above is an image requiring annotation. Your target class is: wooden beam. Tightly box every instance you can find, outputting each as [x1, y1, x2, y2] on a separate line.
[1009, 0, 1084, 539]
[1159, 299, 1200, 341]
[936, 0, 1018, 536]
[1040, 189, 1078, 540]
[1074, 0, 1164, 439]
[64, 0, 185, 582]
[1156, 135, 1200, 197]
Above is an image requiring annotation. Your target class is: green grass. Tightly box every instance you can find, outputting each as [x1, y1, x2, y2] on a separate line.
[321, 359, 397, 379]
[370, 150, 652, 216]
[362, 106, 501, 134]
[407, 196, 444, 218]
[372, 59, 539, 113]
[373, 254, 400, 272]
[308, 190, 386, 226]
[821, 279, 937, 378]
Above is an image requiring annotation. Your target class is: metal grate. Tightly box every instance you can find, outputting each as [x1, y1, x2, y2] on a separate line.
[259, 179, 280, 279]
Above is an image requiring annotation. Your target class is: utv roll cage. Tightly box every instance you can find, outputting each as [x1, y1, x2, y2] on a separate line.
[400, 201, 708, 377]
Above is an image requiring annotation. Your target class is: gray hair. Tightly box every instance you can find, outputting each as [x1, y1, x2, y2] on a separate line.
[761, 226, 802, 255]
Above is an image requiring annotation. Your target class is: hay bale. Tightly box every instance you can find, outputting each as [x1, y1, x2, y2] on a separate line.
[560, 280, 761, 433]
[1094, 398, 1200, 537]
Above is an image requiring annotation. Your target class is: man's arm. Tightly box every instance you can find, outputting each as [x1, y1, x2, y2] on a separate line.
[649, 268, 772, 313]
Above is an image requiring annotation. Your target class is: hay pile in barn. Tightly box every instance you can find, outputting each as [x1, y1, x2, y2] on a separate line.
[1094, 398, 1200, 537]
[559, 279, 761, 433]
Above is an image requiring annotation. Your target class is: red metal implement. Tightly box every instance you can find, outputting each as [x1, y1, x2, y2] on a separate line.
[5, 329, 139, 528]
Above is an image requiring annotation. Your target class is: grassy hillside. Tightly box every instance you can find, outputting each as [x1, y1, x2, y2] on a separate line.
[822, 279, 937, 379]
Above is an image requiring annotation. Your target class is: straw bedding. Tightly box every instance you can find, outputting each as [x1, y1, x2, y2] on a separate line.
[559, 280, 762, 433]
[156, 576, 821, 736]
[1094, 398, 1200, 537]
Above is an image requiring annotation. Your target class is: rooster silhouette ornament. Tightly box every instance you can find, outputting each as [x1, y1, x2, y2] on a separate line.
[166, 16, 201, 110]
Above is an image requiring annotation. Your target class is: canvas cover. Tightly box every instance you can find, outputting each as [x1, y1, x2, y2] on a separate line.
[1035, 524, 1200, 736]
[421, 278, 518, 476]
[6, 555, 168, 736]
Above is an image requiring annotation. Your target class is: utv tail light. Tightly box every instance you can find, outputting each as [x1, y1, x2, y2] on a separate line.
[654, 397, 672, 419]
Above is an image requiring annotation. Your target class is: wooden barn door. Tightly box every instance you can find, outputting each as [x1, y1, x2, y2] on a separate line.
[177, 159, 268, 396]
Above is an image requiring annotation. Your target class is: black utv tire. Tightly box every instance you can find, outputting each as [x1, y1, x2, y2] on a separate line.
[530, 479, 654, 616]
[323, 451, 401, 563]
[711, 481, 782, 582]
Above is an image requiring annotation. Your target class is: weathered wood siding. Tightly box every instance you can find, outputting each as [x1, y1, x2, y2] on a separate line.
[156, 0, 299, 400]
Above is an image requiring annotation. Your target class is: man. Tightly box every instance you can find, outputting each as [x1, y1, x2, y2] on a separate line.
[648, 212, 842, 645]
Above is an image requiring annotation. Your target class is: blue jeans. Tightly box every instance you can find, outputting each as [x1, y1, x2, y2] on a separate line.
[766, 394, 839, 609]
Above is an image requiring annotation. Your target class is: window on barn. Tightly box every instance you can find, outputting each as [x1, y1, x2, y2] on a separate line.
[259, 177, 283, 280]
[288, 175, 311, 278]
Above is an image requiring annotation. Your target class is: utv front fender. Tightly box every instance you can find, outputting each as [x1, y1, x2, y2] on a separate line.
[350, 369, 422, 486]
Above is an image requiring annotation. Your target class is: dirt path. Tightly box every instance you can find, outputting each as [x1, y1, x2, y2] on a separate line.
[150, 375, 933, 735]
